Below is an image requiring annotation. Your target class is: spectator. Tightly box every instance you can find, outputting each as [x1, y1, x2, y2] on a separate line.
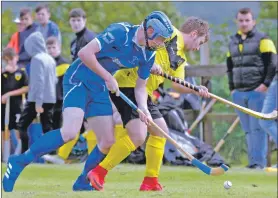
[46, 37, 70, 130]
[69, 8, 96, 62]
[259, 59, 277, 168]
[226, 8, 276, 169]
[35, 4, 62, 44]
[17, 32, 57, 153]
[7, 17, 25, 54]
[18, 7, 38, 68]
[1, 48, 28, 157]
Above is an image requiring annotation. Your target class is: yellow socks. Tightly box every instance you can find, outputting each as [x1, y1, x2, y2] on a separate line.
[57, 132, 79, 160]
[58, 125, 128, 160]
[83, 130, 97, 154]
[100, 134, 136, 171]
[145, 135, 166, 177]
[114, 125, 128, 140]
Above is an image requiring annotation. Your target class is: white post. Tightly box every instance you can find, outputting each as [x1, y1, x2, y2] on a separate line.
[199, 43, 210, 142]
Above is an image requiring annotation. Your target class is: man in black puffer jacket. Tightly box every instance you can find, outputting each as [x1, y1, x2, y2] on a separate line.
[226, 8, 277, 169]
[69, 8, 96, 62]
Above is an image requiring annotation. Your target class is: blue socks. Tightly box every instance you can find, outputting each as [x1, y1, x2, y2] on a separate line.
[82, 145, 106, 176]
[24, 129, 65, 164]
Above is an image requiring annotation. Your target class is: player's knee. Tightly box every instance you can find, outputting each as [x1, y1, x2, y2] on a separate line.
[60, 126, 79, 142]
[130, 132, 147, 147]
[98, 137, 115, 150]
[112, 111, 123, 125]
[60, 107, 84, 142]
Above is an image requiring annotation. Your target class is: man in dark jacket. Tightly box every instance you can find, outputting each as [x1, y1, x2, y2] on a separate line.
[18, 7, 38, 68]
[69, 8, 96, 62]
[227, 8, 276, 169]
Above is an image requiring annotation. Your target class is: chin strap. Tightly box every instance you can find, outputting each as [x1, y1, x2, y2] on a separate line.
[143, 19, 154, 51]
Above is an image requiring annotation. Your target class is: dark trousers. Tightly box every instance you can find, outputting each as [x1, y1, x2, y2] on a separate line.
[17, 102, 55, 152]
[53, 100, 63, 130]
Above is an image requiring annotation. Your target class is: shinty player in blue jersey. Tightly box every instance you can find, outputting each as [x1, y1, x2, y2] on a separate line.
[3, 11, 174, 192]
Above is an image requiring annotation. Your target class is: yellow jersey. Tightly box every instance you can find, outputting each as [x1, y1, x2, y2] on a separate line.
[114, 27, 187, 96]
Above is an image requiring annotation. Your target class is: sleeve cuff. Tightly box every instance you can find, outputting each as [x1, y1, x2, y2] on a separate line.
[263, 82, 270, 87]
[36, 101, 43, 107]
[95, 38, 102, 51]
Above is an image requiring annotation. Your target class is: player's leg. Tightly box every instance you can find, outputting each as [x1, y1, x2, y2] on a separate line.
[2, 83, 86, 192]
[73, 89, 114, 191]
[88, 88, 147, 191]
[140, 101, 166, 191]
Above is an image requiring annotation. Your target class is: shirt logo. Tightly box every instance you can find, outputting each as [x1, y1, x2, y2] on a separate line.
[15, 72, 22, 81]
[128, 56, 139, 65]
[102, 32, 115, 44]
[112, 58, 125, 68]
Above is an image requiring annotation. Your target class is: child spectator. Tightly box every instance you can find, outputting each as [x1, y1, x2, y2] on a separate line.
[2, 48, 28, 159]
[35, 4, 62, 44]
[46, 36, 70, 129]
[17, 32, 56, 153]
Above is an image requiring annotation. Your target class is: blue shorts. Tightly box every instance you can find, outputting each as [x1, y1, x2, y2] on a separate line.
[63, 81, 112, 118]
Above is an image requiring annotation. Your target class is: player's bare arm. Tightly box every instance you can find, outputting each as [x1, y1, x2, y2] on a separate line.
[135, 77, 152, 125]
[78, 39, 120, 96]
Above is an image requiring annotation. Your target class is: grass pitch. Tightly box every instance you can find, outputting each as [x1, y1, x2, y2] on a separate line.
[1, 163, 277, 198]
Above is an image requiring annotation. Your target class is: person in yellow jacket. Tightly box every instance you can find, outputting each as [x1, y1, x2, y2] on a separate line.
[86, 17, 211, 191]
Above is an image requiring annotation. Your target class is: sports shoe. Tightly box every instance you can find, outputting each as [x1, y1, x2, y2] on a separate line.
[247, 164, 264, 170]
[87, 165, 107, 191]
[42, 154, 65, 164]
[73, 174, 94, 191]
[2, 155, 27, 192]
[139, 177, 163, 191]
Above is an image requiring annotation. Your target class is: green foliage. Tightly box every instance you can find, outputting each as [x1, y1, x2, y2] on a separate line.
[212, 122, 247, 165]
[1, 9, 17, 49]
[257, 19, 278, 48]
[259, 2, 278, 19]
[258, 1, 277, 46]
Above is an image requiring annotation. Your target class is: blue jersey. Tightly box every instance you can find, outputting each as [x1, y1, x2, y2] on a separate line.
[65, 22, 156, 90]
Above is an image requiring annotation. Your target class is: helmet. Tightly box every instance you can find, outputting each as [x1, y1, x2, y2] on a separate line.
[144, 11, 173, 40]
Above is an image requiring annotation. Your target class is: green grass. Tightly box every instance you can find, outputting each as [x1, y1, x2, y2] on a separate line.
[2, 163, 277, 198]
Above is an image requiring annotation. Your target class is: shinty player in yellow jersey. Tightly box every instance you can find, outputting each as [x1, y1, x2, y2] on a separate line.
[86, 17, 211, 191]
